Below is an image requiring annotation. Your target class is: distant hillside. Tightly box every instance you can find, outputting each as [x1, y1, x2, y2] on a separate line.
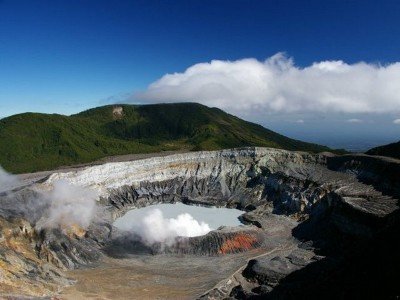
[0, 103, 334, 173]
[366, 140, 400, 160]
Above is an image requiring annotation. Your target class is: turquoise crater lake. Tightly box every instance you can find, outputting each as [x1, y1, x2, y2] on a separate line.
[113, 203, 244, 239]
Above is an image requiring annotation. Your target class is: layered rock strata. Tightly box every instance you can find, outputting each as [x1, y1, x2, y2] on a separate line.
[0, 147, 398, 298]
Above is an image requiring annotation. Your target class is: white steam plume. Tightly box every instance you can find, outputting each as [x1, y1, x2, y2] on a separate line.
[36, 180, 98, 230]
[119, 208, 212, 244]
[0, 166, 98, 230]
[137, 53, 400, 115]
[0, 166, 20, 193]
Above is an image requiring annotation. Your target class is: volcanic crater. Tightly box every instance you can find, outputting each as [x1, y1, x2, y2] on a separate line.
[0, 147, 399, 299]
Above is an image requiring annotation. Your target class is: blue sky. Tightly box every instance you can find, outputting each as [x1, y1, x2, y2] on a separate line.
[1, 0, 400, 150]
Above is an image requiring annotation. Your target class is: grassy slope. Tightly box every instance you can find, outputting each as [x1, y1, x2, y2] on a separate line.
[0, 103, 333, 173]
[366, 141, 400, 160]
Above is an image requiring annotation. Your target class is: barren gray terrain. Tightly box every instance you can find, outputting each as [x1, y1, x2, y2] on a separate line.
[0, 147, 399, 299]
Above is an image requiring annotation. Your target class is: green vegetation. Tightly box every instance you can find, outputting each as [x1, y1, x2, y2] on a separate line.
[0, 103, 334, 173]
[366, 141, 400, 160]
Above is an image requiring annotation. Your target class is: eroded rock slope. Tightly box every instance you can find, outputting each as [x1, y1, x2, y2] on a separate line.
[0, 147, 399, 298]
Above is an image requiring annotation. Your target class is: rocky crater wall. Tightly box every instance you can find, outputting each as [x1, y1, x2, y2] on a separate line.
[43, 147, 398, 237]
[0, 147, 399, 298]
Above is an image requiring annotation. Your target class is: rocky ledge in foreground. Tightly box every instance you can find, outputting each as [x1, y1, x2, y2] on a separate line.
[0, 147, 399, 298]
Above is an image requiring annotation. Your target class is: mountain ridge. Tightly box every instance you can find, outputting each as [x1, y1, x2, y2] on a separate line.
[0, 102, 336, 173]
[366, 140, 400, 160]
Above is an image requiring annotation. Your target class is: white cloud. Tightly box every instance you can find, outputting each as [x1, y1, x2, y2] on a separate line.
[347, 118, 363, 123]
[394, 119, 400, 124]
[137, 53, 400, 116]
[296, 119, 304, 123]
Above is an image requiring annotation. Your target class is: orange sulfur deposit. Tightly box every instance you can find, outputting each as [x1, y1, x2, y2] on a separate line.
[218, 233, 259, 254]
[65, 223, 87, 239]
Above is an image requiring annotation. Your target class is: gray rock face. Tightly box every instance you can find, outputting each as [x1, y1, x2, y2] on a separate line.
[100, 148, 397, 239]
[0, 147, 399, 298]
[103, 226, 266, 258]
[166, 227, 266, 255]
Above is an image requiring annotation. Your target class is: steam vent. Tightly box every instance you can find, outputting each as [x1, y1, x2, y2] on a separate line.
[0, 147, 399, 298]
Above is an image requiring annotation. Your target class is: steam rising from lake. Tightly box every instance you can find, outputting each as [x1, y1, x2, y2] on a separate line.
[113, 203, 243, 244]
[130, 208, 211, 244]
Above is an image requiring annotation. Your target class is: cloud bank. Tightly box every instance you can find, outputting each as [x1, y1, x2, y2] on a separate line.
[138, 53, 400, 115]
